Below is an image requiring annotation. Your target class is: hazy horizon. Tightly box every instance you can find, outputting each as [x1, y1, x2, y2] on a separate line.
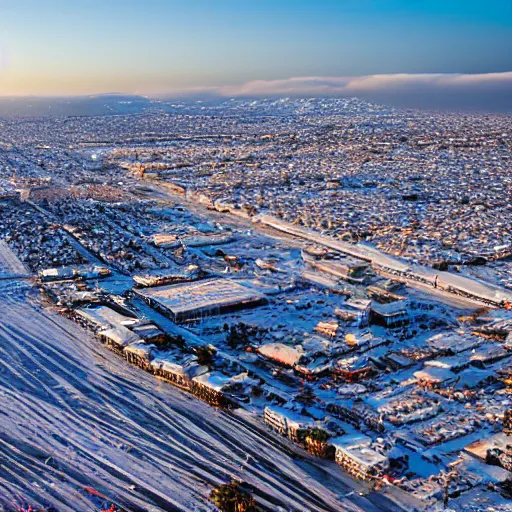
[1, 1, 511, 111]
[1, 1, 512, 103]
[0, 71, 511, 114]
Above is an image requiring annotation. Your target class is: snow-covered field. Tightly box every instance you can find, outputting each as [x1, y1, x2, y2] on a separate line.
[0, 280, 400, 512]
[0, 241, 28, 279]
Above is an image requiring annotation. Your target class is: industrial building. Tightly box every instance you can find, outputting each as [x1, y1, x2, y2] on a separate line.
[134, 278, 267, 323]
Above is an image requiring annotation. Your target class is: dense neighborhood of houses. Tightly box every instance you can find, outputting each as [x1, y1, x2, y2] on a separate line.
[0, 98, 510, 511]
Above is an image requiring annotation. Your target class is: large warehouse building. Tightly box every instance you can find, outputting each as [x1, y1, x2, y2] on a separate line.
[135, 278, 267, 322]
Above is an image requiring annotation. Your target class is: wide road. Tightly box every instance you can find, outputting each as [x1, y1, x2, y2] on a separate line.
[0, 280, 406, 512]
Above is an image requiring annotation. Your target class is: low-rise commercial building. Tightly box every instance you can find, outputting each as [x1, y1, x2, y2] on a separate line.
[331, 435, 389, 481]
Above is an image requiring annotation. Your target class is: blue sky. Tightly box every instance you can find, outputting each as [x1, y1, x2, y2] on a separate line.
[0, 0, 511, 96]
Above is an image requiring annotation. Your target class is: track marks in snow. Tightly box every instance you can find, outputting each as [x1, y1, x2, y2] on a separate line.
[0, 282, 364, 511]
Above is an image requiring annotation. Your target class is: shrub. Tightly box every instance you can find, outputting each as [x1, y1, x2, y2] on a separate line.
[210, 480, 258, 512]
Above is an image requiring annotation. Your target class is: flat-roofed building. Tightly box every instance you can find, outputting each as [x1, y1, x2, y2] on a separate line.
[130, 323, 166, 345]
[264, 405, 315, 442]
[151, 359, 192, 389]
[335, 298, 371, 328]
[257, 343, 303, 367]
[414, 366, 456, 388]
[132, 265, 202, 288]
[74, 305, 139, 331]
[469, 345, 511, 368]
[370, 299, 409, 328]
[39, 264, 111, 283]
[124, 342, 154, 370]
[331, 435, 389, 481]
[427, 332, 482, 356]
[98, 326, 141, 355]
[135, 278, 267, 323]
[190, 372, 234, 407]
[464, 433, 512, 471]
[305, 255, 369, 284]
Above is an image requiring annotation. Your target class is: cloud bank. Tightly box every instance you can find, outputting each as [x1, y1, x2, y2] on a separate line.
[169, 72, 512, 112]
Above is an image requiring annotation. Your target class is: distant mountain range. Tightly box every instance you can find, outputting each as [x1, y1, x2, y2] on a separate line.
[0, 94, 159, 117]
[0, 94, 396, 118]
[0, 92, 509, 118]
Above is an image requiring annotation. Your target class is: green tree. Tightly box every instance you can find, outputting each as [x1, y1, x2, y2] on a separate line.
[307, 427, 330, 443]
[196, 345, 216, 367]
[226, 323, 250, 349]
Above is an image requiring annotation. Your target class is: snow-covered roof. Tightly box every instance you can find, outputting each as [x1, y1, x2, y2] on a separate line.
[192, 371, 232, 391]
[99, 326, 140, 347]
[330, 434, 372, 449]
[424, 356, 468, 372]
[257, 343, 303, 367]
[76, 305, 139, 328]
[345, 298, 372, 310]
[125, 341, 154, 359]
[437, 270, 512, 305]
[427, 332, 481, 354]
[151, 358, 187, 376]
[469, 345, 510, 364]
[371, 299, 408, 316]
[331, 434, 388, 470]
[136, 278, 266, 318]
[300, 335, 331, 355]
[227, 372, 257, 388]
[131, 323, 164, 339]
[264, 405, 315, 429]
[464, 433, 511, 461]
[41, 268, 60, 277]
[184, 363, 209, 379]
[414, 366, 455, 384]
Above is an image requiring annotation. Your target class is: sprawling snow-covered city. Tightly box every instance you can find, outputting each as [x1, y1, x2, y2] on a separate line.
[0, 96, 510, 512]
